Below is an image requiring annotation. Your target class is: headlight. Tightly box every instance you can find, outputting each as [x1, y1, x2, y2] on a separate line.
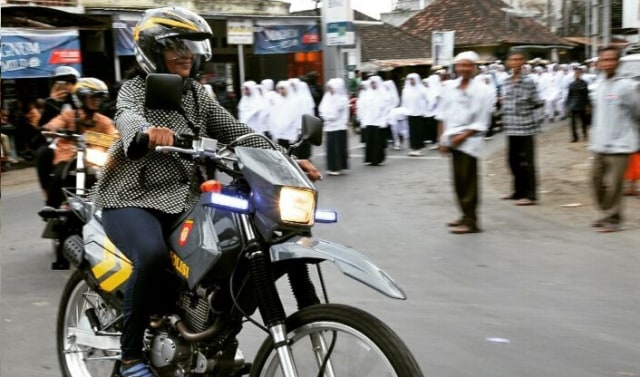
[279, 187, 316, 225]
[85, 148, 108, 166]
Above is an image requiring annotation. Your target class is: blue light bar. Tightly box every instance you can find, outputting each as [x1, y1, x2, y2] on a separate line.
[207, 192, 250, 213]
[315, 209, 338, 223]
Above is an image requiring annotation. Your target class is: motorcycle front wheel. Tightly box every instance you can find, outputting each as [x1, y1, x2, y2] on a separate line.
[57, 269, 122, 377]
[251, 303, 424, 377]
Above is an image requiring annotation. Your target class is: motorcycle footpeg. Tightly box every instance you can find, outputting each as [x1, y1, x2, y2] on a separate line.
[39, 206, 70, 220]
[51, 259, 70, 270]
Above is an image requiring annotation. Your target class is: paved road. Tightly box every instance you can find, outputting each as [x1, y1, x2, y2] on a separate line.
[1, 138, 639, 377]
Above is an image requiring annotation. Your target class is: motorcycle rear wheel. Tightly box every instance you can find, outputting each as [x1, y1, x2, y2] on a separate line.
[250, 303, 424, 377]
[57, 269, 122, 377]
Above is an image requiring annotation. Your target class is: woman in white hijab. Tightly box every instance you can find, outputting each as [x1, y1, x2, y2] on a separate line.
[288, 78, 315, 159]
[423, 74, 444, 147]
[360, 75, 389, 166]
[271, 80, 302, 152]
[237, 81, 267, 135]
[382, 80, 401, 149]
[260, 78, 279, 139]
[319, 78, 350, 175]
[401, 73, 430, 156]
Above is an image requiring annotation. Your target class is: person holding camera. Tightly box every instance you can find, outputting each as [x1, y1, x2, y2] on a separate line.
[36, 66, 81, 202]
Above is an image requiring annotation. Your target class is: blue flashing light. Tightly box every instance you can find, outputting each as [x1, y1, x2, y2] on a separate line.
[315, 209, 338, 223]
[207, 192, 250, 213]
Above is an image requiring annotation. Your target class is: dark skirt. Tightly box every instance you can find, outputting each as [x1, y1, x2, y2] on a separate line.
[364, 126, 386, 165]
[424, 116, 438, 143]
[325, 129, 349, 172]
[408, 116, 425, 150]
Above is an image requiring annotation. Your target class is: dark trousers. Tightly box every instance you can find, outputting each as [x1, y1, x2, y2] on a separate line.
[325, 129, 349, 171]
[46, 162, 69, 208]
[507, 135, 537, 201]
[102, 208, 181, 361]
[451, 149, 479, 229]
[592, 153, 630, 224]
[408, 116, 424, 150]
[364, 126, 386, 165]
[36, 146, 54, 190]
[570, 110, 589, 141]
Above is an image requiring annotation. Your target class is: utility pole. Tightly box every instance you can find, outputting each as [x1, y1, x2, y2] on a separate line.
[562, 0, 569, 36]
[602, 0, 611, 46]
[591, 0, 599, 57]
[585, 0, 591, 58]
[547, 0, 554, 31]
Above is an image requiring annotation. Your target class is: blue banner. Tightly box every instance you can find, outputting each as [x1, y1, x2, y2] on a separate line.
[253, 24, 320, 55]
[113, 21, 136, 56]
[0, 28, 82, 79]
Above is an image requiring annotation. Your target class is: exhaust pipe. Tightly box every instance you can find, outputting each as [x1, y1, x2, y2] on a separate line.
[63, 235, 85, 268]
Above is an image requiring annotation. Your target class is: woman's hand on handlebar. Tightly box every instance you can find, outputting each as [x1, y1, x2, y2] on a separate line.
[297, 159, 322, 182]
[145, 126, 174, 148]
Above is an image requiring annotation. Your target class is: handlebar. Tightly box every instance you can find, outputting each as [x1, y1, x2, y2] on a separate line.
[42, 130, 83, 140]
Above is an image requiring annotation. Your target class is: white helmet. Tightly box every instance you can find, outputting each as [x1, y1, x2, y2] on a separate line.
[52, 66, 80, 84]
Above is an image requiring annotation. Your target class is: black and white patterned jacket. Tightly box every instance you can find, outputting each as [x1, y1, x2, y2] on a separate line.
[93, 76, 274, 214]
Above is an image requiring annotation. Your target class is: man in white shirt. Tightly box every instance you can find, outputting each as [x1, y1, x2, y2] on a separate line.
[437, 51, 493, 234]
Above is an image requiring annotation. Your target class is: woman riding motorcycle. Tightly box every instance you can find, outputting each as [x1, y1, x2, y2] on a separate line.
[91, 7, 320, 377]
[42, 77, 117, 208]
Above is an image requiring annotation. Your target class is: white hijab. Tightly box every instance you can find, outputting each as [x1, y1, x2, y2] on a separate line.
[319, 78, 350, 131]
[270, 80, 300, 141]
[401, 73, 429, 116]
[238, 81, 266, 128]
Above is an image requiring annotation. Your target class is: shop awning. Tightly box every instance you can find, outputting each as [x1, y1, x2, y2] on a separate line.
[563, 37, 630, 49]
[361, 58, 434, 72]
[1, 6, 105, 29]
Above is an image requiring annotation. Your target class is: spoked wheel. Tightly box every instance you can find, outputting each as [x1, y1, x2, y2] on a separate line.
[251, 304, 424, 377]
[57, 269, 122, 377]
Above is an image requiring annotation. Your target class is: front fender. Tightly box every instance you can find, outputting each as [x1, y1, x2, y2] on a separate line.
[270, 236, 406, 300]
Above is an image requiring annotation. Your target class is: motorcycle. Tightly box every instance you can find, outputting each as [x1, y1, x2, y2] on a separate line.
[56, 73, 424, 377]
[39, 129, 117, 270]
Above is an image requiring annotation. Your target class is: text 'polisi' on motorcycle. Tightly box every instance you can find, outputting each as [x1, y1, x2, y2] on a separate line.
[56, 73, 424, 377]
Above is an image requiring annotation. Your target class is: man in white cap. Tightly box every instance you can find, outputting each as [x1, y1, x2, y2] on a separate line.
[437, 51, 493, 234]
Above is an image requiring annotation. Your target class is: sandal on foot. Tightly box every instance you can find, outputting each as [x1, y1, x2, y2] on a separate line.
[447, 219, 463, 227]
[120, 362, 156, 377]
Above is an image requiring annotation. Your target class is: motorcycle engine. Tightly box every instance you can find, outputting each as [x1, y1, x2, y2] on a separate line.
[144, 328, 192, 377]
[143, 286, 222, 377]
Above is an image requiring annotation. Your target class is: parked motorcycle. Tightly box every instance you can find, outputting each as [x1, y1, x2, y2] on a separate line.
[39, 129, 117, 270]
[56, 74, 423, 377]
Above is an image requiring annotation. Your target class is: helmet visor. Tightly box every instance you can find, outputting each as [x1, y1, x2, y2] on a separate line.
[159, 37, 212, 62]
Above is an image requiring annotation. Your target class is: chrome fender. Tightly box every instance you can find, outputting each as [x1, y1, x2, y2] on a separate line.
[270, 236, 406, 300]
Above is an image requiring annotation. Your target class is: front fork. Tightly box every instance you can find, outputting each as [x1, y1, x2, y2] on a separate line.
[240, 215, 299, 377]
[241, 215, 338, 377]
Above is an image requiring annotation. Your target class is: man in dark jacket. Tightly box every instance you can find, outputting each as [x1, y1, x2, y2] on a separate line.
[566, 66, 591, 142]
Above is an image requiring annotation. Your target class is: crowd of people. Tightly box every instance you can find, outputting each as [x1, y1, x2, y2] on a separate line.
[254, 48, 636, 234]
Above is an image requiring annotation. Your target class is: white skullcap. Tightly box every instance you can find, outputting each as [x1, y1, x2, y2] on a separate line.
[454, 51, 479, 63]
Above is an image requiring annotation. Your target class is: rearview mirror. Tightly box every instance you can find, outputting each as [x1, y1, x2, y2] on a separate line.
[145, 73, 183, 110]
[300, 114, 323, 146]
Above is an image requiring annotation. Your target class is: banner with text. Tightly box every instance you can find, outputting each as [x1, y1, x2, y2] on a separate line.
[1, 28, 82, 79]
[227, 19, 254, 45]
[324, 0, 354, 46]
[431, 31, 455, 67]
[623, 0, 639, 28]
[253, 23, 320, 55]
[113, 21, 136, 56]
